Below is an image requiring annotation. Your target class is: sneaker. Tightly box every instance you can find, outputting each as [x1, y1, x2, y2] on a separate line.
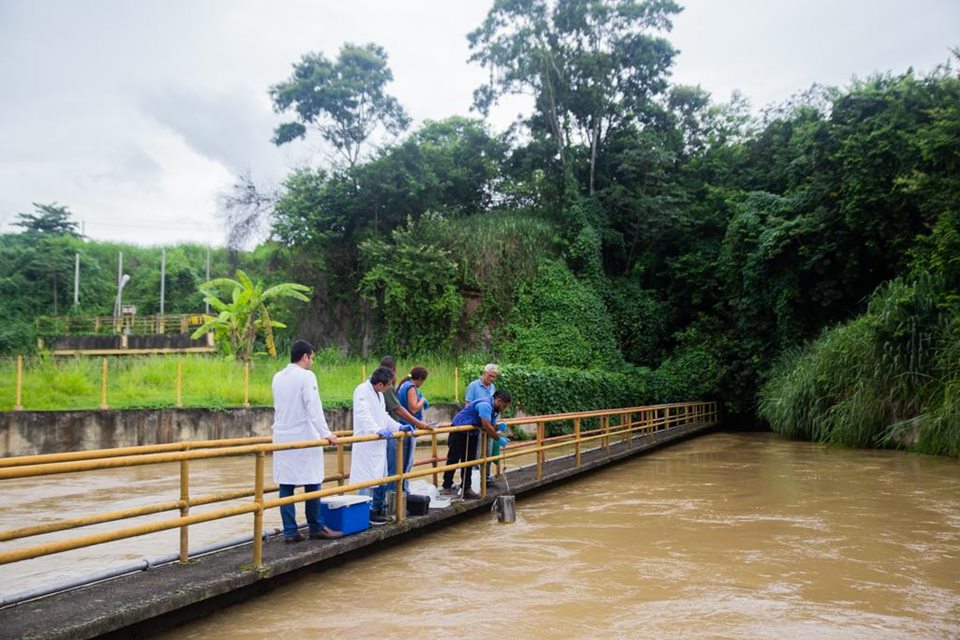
[439, 486, 459, 497]
[284, 533, 306, 544]
[369, 512, 389, 525]
[462, 489, 481, 500]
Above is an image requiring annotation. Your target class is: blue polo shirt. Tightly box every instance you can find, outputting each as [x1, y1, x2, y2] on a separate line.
[464, 379, 495, 404]
[452, 398, 495, 427]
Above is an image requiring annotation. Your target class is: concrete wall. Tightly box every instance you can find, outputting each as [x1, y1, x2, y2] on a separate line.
[0, 404, 461, 458]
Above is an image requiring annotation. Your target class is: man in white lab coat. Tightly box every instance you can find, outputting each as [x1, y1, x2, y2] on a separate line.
[272, 340, 343, 543]
[350, 366, 413, 524]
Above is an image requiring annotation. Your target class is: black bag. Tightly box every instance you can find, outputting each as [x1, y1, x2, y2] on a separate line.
[406, 494, 430, 516]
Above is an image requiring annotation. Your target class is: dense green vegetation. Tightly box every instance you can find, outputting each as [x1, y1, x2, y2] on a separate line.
[2, 1, 957, 454]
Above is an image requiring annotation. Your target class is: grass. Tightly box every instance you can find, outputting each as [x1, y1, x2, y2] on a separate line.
[0, 354, 462, 411]
[758, 277, 960, 456]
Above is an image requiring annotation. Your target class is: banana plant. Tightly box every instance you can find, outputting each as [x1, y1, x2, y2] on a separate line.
[191, 270, 311, 362]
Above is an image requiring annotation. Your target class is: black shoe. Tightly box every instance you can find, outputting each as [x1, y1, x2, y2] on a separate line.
[462, 489, 481, 500]
[369, 512, 389, 525]
[284, 533, 305, 543]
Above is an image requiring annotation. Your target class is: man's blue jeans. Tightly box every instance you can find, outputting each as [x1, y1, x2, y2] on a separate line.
[278, 483, 323, 537]
[359, 486, 386, 514]
[386, 434, 416, 492]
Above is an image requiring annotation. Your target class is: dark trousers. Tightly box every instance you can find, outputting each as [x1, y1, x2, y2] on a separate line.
[442, 429, 480, 491]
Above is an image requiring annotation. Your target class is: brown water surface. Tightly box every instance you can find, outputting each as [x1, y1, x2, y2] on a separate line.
[152, 432, 960, 639]
[0, 439, 536, 594]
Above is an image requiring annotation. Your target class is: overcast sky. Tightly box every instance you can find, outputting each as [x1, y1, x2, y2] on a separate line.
[0, 1, 956, 246]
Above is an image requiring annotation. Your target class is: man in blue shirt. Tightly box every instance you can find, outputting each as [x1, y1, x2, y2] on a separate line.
[464, 363, 498, 404]
[464, 363, 499, 479]
[441, 390, 511, 499]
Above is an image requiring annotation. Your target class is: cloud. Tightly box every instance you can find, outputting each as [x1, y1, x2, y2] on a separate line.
[1, 0, 958, 245]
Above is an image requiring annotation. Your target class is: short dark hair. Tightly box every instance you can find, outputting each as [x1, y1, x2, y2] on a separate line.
[370, 366, 395, 386]
[290, 339, 315, 363]
[493, 389, 511, 404]
[379, 355, 396, 370]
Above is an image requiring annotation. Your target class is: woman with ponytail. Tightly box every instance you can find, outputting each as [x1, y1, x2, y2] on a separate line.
[398, 366, 429, 420]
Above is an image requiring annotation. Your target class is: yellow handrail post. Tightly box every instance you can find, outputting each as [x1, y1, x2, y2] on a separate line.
[536, 422, 544, 481]
[13, 354, 24, 411]
[623, 412, 630, 447]
[176, 361, 183, 408]
[574, 417, 581, 467]
[179, 453, 190, 563]
[243, 362, 250, 408]
[454, 367, 459, 404]
[337, 441, 345, 487]
[99, 358, 108, 410]
[395, 434, 405, 523]
[602, 415, 609, 453]
[253, 450, 265, 569]
[480, 433, 487, 498]
[361, 363, 366, 382]
[431, 431, 439, 487]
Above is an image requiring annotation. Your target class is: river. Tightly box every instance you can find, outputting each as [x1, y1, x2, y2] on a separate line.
[149, 432, 960, 639]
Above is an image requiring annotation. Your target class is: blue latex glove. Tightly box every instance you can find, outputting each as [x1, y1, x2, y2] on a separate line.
[399, 424, 416, 433]
[377, 428, 393, 439]
[497, 421, 508, 433]
[498, 436, 510, 448]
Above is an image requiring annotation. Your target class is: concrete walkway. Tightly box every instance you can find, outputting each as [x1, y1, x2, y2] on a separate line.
[0, 420, 714, 639]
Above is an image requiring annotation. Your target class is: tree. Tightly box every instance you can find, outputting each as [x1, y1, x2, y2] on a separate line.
[191, 270, 311, 362]
[359, 228, 463, 354]
[10, 203, 83, 315]
[270, 42, 410, 170]
[468, 0, 680, 194]
[219, 174, 275, 251]
[14, 202, 81, 237]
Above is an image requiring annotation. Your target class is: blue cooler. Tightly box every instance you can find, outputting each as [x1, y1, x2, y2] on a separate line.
[320, 495, 372, 535]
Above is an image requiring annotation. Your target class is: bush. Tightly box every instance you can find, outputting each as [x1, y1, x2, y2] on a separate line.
[759, 275, 960, 455]
[463, 363, 649, 436]
[501, 260, 623, 369]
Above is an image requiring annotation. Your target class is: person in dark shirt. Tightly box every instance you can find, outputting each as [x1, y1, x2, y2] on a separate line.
[441, 390, 511, 499]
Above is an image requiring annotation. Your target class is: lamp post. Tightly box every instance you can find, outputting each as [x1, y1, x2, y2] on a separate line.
[114, 273, 131, 319]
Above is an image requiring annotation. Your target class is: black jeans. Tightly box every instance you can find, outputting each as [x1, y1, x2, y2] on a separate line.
[442, 429, 480, 491]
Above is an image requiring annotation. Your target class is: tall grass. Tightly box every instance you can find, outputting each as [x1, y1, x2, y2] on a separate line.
[759, 276, 960, 455]
[0, 353, 460, 411]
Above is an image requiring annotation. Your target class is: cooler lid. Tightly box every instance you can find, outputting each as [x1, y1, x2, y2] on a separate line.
[320, 495, 373, 509]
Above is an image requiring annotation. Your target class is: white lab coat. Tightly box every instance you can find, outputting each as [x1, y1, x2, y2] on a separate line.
[271, 363, 333, 485]
[349, 381, 402, 485]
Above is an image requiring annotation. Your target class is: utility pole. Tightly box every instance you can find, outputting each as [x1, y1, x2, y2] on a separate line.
[74, 252, 80, 308]
[205, 247, 210, 314]
[160, 248, 166, 315]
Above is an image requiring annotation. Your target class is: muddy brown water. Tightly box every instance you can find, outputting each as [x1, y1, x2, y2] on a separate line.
[0, 440, 531, 595]
[4, 432, 960, 638]
[152, 432, 960, 639]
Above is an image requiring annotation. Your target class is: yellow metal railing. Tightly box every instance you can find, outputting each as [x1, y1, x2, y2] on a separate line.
[0, 401, 718, 571]
[36, 314, 210, 336]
